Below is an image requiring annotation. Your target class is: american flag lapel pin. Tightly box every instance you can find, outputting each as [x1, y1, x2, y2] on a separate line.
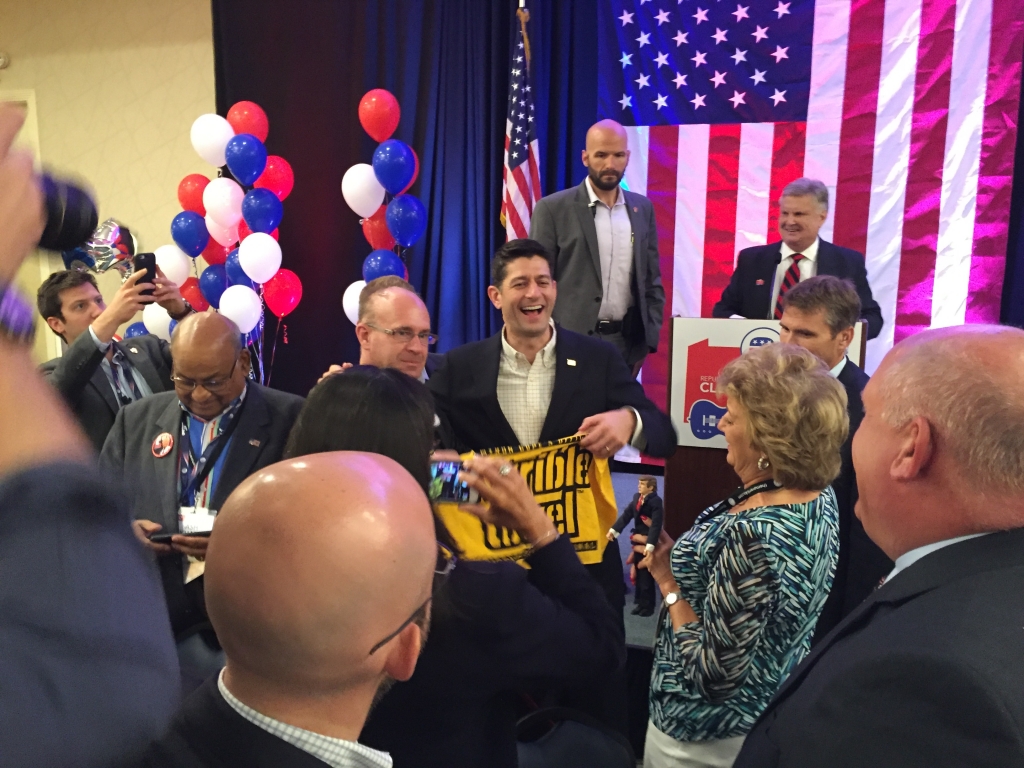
[756, 279, 765, 286]
[249, 439, 261, 447]
[567, 359, 577, 366]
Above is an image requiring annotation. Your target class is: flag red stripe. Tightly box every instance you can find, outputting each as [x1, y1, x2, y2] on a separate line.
[700, 124, 742, 318]
[527, 146, 541, 203]
[642, 125, 679, 413]
[504, 190, 529, 239]
[967, 0, 1024, 322]
[894, 0, 956, 343]
[511, 165, 535, 215]
[767, 122, 807, 239]
[832, 0, 886, 256]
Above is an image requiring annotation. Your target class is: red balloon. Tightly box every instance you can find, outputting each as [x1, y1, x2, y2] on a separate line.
[201, 239, 230, 265]
[178, 174, 210, 216]
[239, 219, 279, 242]
[358, 89, 401, 142]
[362, 205, 395, 250]
[263, 268, 302, 318]
[180, 277, 210, 312]
[226, 101, 269, 142]
[254, 155, 294, 200]
[398, 147, 419, 195]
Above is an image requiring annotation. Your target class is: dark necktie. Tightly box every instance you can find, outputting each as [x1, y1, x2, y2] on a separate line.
[773, 253, 804, 319]
[109, 349, 142, 406]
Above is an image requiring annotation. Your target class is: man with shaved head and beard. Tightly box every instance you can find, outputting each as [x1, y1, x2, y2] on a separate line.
[734, 325, 1024, 767]
[531, 119, 664, 372]
[130, 452, 438, 768]
[101, 311, 304, 691]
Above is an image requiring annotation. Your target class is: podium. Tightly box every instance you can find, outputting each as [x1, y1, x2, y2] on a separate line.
[661, 318, 866, 537]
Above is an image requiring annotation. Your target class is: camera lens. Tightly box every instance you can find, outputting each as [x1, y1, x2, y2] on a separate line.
[37, 174, 98, 252]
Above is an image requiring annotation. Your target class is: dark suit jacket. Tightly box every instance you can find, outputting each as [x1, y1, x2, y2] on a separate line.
[813, 361, 892, 642]
[611, 491, 664, 544]
[1, 462, 179, 768]
[530, 181, 665, 362]
[734, 530, 1024, 768]
[424, 351, 443, 378]
[360, 534, 625, 768]
[99, 383, 304, 636]
[128, 676, 334, 768]
[711, 240, 884, 339]
[40, 331, 174, 453]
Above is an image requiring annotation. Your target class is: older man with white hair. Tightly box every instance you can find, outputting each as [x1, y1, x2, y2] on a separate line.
[733, 324, 1024, 768]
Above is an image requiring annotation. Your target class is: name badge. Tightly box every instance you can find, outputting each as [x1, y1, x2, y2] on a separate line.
[178, 506, 217, 535]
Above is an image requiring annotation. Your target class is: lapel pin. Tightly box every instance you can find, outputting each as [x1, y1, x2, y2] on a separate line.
[755, 279, 765, 285]
[567, 359, 577, 366]
[249, 439, 261, 447]
[129, 347, 139, 353]
[151, 433, 174, 458]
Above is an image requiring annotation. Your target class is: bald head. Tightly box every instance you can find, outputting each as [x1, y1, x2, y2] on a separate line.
[583, 120, 630, 193]
[170, 312, 249, 419]
[356, 286, 433, 378]
[206, 452, 436, 698]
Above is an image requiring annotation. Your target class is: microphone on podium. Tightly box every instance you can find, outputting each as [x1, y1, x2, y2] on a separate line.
[765, 254, 783, 320]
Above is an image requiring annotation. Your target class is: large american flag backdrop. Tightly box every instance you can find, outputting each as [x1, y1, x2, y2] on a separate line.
[598, 0, 1024, 410]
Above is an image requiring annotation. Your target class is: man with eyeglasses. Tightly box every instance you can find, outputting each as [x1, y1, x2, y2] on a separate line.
[100, 311, 304, 691]
[129, 452, 440, 768]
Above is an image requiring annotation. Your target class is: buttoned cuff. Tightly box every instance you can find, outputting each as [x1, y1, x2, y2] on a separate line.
[608, 528, 619, 539]
[628, 407, 646, 450]
[644, 543, 655, 554]
[88, 324, 112, 353]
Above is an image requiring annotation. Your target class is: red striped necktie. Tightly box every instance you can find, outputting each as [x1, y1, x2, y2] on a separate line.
[773, 254, 804, 319]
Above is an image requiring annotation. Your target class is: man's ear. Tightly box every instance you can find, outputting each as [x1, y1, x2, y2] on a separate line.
[45, 316, 66, 339]
[581, 149, 590, 168]
[890, 416, 934, 482]
[238, 348, 252, 375]
[354, 322, 372, 347]
[382, 622, 424, 683]
[837, 326, 855, 354]
[486, 286, 502, 311]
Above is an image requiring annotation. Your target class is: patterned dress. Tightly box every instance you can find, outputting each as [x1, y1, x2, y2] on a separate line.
[649, 488, 840, 742]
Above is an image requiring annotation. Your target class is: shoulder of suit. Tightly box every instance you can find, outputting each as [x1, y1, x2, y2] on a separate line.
[118, 390, 179, 422]
[537, 186, 580, 208]
[622, 189, 653, 210]
[250, 382, 304, 409]
[445, 334, 501, 362]
[820, 239, 866, 261]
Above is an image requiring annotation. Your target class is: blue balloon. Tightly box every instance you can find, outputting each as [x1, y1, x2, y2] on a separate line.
[199, 264, 229, 309]
[372, 139, 416, 195]
[224, 133, 268, 186]
[242, 188, 283, 234]
[171, 211, 210, 257]
[225, 248, 258, 290]
[385, 195, 427, 248]
[124, 322, 148, 339]
[362, 249, 405, 282]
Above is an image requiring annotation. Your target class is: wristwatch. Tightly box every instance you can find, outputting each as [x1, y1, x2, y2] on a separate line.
[168, 299, 194, 322]
[0, 283, 36, 345]
[664, 591, 682, 607]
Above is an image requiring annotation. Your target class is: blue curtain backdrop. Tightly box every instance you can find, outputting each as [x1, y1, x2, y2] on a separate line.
[212, 0, 597, 395]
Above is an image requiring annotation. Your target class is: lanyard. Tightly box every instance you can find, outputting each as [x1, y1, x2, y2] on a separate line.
[699, 478, 783, 524]
[177, 397, 245, 507]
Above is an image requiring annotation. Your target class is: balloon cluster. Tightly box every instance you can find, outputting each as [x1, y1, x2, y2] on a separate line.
[339, 89, 426, 324]
[143, 101, 302, 382]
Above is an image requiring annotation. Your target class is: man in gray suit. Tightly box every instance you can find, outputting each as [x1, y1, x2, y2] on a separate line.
[530, 119, 664, 371]
[101, 311, 304, 690]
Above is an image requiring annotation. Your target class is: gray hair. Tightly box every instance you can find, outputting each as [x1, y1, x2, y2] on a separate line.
[782, 275, 861, 335]
[781, 178, 829, 211]
[879, 326, 1024, 496]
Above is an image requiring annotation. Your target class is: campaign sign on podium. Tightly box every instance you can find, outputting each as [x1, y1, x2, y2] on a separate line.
[669, 318, 865, 449]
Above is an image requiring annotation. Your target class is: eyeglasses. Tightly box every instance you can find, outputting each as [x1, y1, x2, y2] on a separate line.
[171, 358, 238, 394]
[368, 542, 456, 656]
[365, 323, 437, 347]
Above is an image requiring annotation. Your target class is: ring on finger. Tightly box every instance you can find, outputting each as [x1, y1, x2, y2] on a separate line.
[499, 463, 512, 476]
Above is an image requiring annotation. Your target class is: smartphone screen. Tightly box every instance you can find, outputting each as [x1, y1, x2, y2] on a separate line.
[133, 252, 156, 296]
[428, 461, 479, 504]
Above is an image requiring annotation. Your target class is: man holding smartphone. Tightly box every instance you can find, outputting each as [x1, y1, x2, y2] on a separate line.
[38, 265, 191, 451]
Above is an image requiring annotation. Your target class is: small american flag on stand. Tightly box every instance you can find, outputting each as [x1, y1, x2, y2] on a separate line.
[501, 6, 542, 241]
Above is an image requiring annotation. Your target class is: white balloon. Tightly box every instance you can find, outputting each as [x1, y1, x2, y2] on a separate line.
[190, 113, 236, 167]
[342, 280, 366, 325]
[203, 177, 244, 228]
[205, 215, 238, 247]
[219, 285, 263, 333]
[142, 303, 174, 341]
[154, 244, 191, 286]
[238, 232, 282, 284]
[341, 163, 385, 218]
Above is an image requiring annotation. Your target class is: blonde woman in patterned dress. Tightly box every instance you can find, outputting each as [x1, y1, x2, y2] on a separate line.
[637, 343, 847, 767]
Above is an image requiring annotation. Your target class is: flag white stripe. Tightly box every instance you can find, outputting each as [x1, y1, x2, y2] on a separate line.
[932, 0, 991, 328]
[673, 124, 711, 318]
[863, 0, 922, 372]
[734, 123, 775, 259]
[804, 0, 852, 243]
[623, 126, 650, 197]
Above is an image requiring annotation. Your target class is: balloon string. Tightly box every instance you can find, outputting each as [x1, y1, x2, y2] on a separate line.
[266, 315, 282, 386]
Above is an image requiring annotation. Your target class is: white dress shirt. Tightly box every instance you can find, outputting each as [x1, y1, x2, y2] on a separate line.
[769, 237, 821, 312]
[884, 533, 990, 584]
[829, 356, 848, 378]
[585, 177, 634, 322]
[218, 670, 392, 768]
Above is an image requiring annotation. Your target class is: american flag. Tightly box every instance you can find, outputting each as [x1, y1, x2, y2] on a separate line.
[501, 8, 542, 241]
[599, 0, 1024, 410]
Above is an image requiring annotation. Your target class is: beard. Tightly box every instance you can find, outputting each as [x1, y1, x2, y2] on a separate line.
[588, 165, 622, 191]
[367, 606, 432, 715]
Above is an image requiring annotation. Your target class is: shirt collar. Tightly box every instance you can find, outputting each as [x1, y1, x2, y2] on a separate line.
[218, 670, 392, 768]
[501, 321, 557, 369]
[780, 236, 820, 263]
[179, 384, 248, 423]
[584, 177, 624, 208]
[829, 356, 848, 378]
[886, 533, 991, 583]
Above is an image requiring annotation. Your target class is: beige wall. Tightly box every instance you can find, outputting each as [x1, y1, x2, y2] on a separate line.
[1, 0, 216, 362]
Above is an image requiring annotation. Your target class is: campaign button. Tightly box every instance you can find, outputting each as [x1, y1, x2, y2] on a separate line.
[152, 432, 175, 458]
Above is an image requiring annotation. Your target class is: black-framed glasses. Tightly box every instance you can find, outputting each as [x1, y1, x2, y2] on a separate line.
[365, 323, 437, 346]
[171, 358, 238, 393]
[368, 542, 456, 656]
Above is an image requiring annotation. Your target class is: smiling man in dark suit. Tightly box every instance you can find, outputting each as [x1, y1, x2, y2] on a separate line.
[712, 178, 883, 339]
[101, 311, 303, 691]
[38, 267, 192, 451]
